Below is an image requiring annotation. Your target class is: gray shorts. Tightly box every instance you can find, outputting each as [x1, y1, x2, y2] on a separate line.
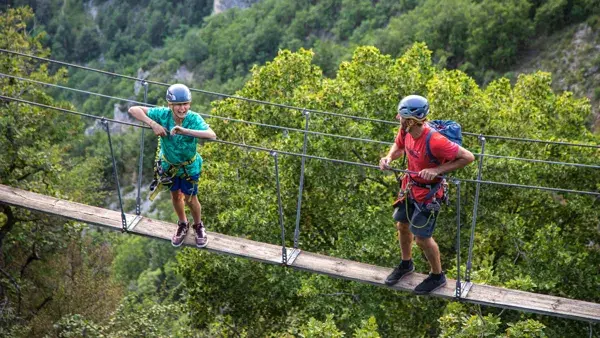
[392, 198, 439, 238]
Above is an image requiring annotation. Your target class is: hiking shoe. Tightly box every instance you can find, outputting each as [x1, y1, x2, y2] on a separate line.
[385, 260, 415, 286]
[193, 221, 208, 248]
[171, 221, 189, 247]
[414, 272, 447, 295]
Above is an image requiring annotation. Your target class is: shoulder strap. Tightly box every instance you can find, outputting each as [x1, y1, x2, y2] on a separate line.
[401, 129, 407, 167]
[425, 130, 440, 165]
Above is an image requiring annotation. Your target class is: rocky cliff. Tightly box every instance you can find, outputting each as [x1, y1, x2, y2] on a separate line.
[213, 0, 261, 14]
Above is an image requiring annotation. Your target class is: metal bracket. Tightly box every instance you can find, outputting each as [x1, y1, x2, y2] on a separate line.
[126, 215, 143, 231]
[281, 248, 301, 266]
[455, 281, 473, 298]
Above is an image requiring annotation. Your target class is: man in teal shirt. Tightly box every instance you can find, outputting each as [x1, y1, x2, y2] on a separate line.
[128, 84, 216, 248]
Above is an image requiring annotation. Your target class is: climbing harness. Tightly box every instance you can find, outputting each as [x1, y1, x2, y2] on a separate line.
[393, 174, 449, 228]
[149, 138, 198, 201]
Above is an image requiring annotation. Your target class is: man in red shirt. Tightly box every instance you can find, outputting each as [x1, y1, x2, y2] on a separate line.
[379, 95, 474, 294]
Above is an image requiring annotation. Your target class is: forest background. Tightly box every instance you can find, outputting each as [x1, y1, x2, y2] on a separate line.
[1, 0, 600, 336]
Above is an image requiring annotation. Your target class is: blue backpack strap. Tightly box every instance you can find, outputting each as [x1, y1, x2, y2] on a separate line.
[424, 129, 443, 201]
[425, 130, 440, 165]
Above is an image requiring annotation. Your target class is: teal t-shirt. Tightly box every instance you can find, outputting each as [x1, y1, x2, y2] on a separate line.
[147, 107, 209, 177]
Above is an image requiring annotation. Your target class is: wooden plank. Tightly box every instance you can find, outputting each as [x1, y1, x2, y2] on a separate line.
[1, 184, 598, 322]
[0, 185, 288, 266]
[133, 217, 289, 265]
[292, 251, 456, 298]
[292, 252, 600, 321]
[466, 284, 600, 321]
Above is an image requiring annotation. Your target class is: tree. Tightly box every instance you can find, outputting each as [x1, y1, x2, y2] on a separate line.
[466, 0, 534, 70]
[74, 26, 102, 62]
[0, 7, 121, 335]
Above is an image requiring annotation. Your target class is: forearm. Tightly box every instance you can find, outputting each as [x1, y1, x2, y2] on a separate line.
[127, 106, 155, 126]
[436, 147, 475, 175]
[181, 128, 217, 140]
[435, 158, 472, 175]
[385, 143, 404, 162]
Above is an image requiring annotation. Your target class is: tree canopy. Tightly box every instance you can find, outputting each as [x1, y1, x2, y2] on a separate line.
[1, 3, 599, 337]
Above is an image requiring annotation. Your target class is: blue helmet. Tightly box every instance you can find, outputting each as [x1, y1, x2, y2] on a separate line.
[166, 84, 192, 103]
[397, 95, 429, 120]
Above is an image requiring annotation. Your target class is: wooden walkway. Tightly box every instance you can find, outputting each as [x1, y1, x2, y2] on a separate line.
[1, 184, 598, 322]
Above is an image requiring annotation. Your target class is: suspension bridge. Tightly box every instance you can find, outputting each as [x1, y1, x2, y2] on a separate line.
[1, 49, 599, 325]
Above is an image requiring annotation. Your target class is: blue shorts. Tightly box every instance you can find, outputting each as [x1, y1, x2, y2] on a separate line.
[392, 198, 439, 238]
[169, 174, 200, 196]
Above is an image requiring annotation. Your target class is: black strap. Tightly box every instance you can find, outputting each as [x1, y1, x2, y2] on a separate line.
[409, 175, 443, 201]
[425, 130, 441, 165]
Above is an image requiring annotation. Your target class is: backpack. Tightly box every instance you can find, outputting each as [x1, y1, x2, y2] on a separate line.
[425, 120, 463, 165]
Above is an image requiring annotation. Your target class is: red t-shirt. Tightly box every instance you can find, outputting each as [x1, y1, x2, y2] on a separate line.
[395, 124, 459, 202]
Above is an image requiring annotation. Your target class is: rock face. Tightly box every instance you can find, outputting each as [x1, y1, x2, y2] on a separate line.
[134, 68, 150, 96]
[85, 103, 136, 136]
[513, 23, 600, 132]
[175, 65, 194, 83]
[213, 0, 260, 14]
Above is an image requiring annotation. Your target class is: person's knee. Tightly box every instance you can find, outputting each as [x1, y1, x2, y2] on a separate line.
[184, 194, 199, 205]
[415, 236, 433, 248]
[396, 222, 411, 236]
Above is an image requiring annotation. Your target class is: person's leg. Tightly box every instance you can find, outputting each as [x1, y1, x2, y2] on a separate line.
[397, 221, 413, 261]
[185, 194, 202, 225]
[187, 195, 207, 248]
[170, 179, 189, 247]
[410, 209, 446, 294]
[171, 190, 187, 222]
[385, 202, 416, 286]
[180, 175, 207, 248]
[415, 236, 442, 274]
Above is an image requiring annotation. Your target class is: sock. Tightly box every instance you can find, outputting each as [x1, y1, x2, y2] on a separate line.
[401, 260, 412, 268]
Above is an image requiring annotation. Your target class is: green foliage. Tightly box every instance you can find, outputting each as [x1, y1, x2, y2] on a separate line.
[505, 319, 547, 338]
[184, 44, 599, 336]
[467, 0, 534, 70]
[74, 26, 102, 61]
[300, 314, 345, 338]
[111, 236, 179, 285]
[439, 303, 548, 337]
[52, 314, 105, 338]
[534, 0, 569, 34]
[3, 2, 600, 337]
[353, 316, 381, 338]
[50, 297, 195, 337]
[178, 250, 304, 335]
[375, 0, 472, 66]
[0, 7, 120, 335]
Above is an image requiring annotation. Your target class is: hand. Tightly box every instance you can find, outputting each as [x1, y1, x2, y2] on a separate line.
[418, 168, 441, 180]
[150, 122, 167, 137]
[379, 157, 392, 170]
[170, 125, 186, 136]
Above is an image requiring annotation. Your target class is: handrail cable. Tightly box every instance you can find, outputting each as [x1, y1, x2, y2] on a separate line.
[271, 151, 288, 264]
[101, 118, 128, 232]
[135, 81, 149, 215]
[2, 95, 599, 198]
[2, 73, 599, 170]
[0, 72, 389, 145]
[2, 48, 599, 149]
[462, 131, 598, 148]
[0, 49, 392, 125]
[454, 180, 463, 298]
[466, 136, 485, 283]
